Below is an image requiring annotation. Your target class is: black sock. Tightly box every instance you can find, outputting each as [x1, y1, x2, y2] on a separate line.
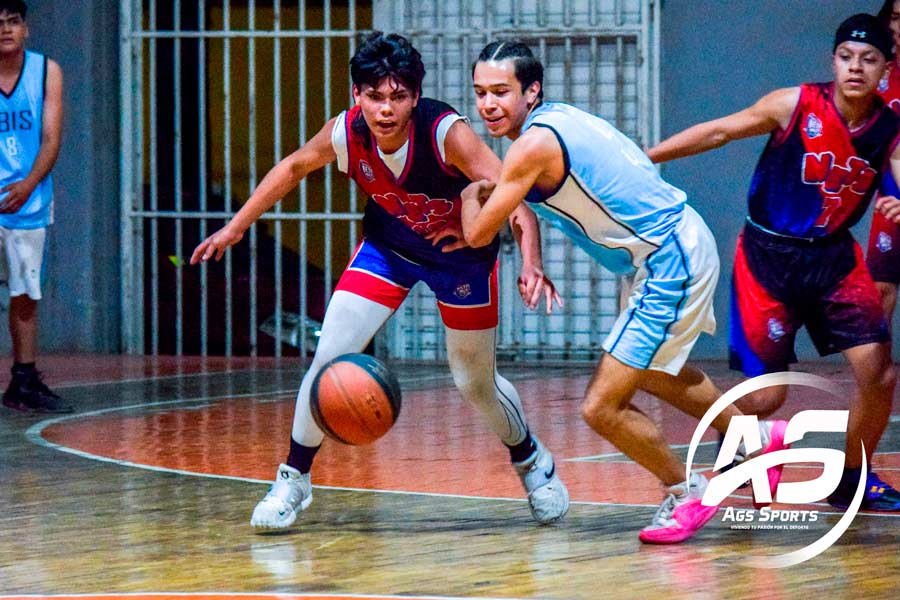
[506, 432, 536, 464]
[12, 362, 35, 373]
[287, 439, 320, 474]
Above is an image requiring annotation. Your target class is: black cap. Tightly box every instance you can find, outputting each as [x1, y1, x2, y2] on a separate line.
[834, 13, 894, 60]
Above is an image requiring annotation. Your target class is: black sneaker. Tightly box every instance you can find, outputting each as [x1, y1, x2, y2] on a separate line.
[2, 370, 73, 413]
[828, 471, 900, 512]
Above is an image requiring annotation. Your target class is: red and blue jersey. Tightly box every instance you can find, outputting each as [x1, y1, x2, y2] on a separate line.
[342, 98, 499, 269]
[747, 82, 900, 239]
[876, 65, 900, 198]
[878, 64, 900, 113]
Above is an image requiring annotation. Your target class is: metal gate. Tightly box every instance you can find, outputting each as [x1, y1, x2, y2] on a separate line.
[119, 0, 659, 360]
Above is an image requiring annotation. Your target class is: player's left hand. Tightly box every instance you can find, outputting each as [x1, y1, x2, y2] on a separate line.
[0, 179, 36, 214]
[518, 264, 563, 314]
[877, 195, 900, 224]
[426, 225, 470, 253]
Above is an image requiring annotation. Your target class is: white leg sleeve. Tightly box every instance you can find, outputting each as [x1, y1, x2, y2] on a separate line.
[291, 290, 394, 445]
[445, 326, 529, 446]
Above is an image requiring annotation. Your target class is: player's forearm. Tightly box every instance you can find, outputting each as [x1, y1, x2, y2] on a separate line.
[23, 139, 60, 188]
[228, 158, 311, 232]
[647, 122, 729, 164]
[461, 189, 500, 248]
[509, 205, 543, 270]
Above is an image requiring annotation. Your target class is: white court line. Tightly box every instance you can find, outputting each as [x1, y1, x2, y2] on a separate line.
[23, 393, 900, 516]
[51, 368, 434, 390]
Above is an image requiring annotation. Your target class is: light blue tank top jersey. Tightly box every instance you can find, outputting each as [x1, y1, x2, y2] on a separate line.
[523, 102, 686, 274]
[0, 50, 51, 229]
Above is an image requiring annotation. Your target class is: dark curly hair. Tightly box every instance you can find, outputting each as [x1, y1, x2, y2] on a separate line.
[349, 32, 425, 144]
[350, 31, 425, 96]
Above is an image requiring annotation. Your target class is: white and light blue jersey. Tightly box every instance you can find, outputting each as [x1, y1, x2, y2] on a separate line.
[523, 102, 685, 274]
[0, 50, 51, 229]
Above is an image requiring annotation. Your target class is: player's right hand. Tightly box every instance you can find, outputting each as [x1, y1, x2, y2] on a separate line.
[190, 225, 244, 264]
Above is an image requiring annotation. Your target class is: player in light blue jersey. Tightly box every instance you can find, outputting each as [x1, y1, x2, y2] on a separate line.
[0, 1, 69, 414]
[461, 41, 788, 544]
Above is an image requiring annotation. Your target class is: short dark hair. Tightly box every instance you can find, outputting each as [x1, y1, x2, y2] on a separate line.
[473, 41, 544, 100]
[0, 0, 27, 19]
[350, 31, 425, 95]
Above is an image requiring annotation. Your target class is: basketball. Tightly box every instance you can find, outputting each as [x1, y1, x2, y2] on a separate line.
[310, 353, 402, 445]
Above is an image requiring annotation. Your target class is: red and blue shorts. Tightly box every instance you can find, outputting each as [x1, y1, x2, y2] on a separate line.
[730, 222, 889, 376]
[334, 239, 499, 330]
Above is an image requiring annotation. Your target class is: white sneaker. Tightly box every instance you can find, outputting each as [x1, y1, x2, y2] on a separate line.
[513, 437, 570, 524]
[250, 464, 313, 529]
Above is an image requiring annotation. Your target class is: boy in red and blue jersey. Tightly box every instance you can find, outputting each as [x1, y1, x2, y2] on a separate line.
[192, 32, 570, 530]
[649, 14, 900, 512]
[866, 0, 900, 326]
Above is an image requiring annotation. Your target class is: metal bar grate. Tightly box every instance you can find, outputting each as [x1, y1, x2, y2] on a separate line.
[119, 0, 656, 361]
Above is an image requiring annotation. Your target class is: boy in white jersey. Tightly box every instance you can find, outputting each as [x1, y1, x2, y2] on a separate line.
[0, 1, 69, 414]
[461, 41, 789, 544]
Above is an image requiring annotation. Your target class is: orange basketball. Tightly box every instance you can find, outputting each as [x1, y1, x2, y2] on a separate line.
[310, 353, 402, 445]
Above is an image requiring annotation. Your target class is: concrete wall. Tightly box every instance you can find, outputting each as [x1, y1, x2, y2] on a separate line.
[658, 0, 882, 360]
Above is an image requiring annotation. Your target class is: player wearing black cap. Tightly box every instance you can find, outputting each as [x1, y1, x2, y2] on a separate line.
[648, 14, 900, 512]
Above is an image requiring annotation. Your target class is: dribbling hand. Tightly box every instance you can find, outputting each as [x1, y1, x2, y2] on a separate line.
[190, 225, 244, 264]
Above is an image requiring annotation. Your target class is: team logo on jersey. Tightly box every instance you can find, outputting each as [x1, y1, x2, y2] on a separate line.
[879, 76, 890, 93]
[801, 152, 876, 195]
[804, 113, 823, 139]
[359, 160, 376, 182]
[878, 231, 893, 253]
[453, 283, 472, 299]
[372, 192, 457, 235]
[767, 318, 785, 342]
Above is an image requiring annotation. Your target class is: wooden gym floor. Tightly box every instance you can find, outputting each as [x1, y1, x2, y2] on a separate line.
[0, 355, 898, 600]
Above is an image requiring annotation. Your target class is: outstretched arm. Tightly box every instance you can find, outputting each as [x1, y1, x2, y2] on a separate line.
[647, 87, 799, 164]
[191, 117, 338, 263]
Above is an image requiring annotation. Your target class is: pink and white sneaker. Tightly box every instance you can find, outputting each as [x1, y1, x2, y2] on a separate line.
[639, 474, 719, 544]
[753, 420, 789, 510]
